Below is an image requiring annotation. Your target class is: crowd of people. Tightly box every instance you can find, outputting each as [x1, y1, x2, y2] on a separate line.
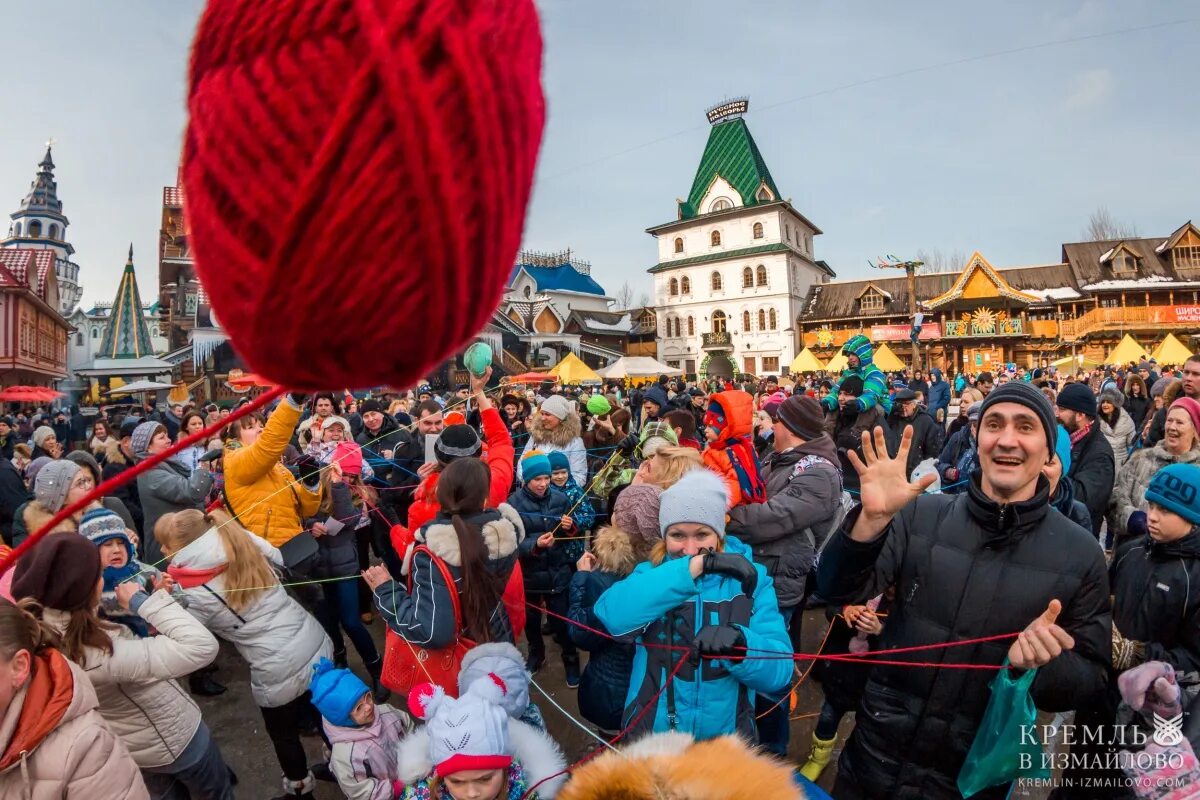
[0, 340, 1198, 800]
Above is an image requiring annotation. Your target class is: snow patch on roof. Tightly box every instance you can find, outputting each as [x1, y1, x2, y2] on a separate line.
[1098, 246, 1116, 263]
[1082, 275, 1181, 291]
[580, 313, 633, 333]
[807, 285, 823, 312]
[1023, 287, 1083, 301]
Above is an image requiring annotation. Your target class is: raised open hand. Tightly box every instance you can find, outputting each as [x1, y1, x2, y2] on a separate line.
[848, 426, 936, 540]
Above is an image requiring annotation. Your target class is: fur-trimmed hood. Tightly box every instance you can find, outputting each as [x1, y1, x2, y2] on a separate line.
[413, 504, 525, 567]
[396, 717, 568, 798]
[21, 499, 77, 536]
[557, 732, 805, 799]
[590, 525, 641, 576]
[527, 407, 583, 449]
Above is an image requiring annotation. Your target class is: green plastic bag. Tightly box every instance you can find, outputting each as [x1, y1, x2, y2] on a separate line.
[957, 661, 1050, 798]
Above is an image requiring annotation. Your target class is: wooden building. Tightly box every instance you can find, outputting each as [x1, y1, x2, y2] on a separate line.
[798, 221, 1200, 373]
[0, 248, 70, 387]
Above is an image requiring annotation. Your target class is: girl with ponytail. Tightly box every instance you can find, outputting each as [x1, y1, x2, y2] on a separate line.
[0, 596, 148, 798]
[362, 457, 524, 678]
[157, 508, 334, 799]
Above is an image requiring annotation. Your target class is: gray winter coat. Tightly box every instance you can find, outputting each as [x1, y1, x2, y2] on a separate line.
[1098, 389, 1136, 470]
[310, 481, 362, 579]
[1109, 441, 1200, 540]
[137, 460, 213, 564]
[726, 436, 842, 607]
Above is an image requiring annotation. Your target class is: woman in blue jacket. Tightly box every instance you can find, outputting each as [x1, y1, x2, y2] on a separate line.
[595, 468, 792, 742]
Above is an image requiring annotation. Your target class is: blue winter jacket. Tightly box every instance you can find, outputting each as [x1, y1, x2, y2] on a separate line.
[509, 484, 574, 594]
[594, 536, 792, 742]
[926, 375, 951, 422]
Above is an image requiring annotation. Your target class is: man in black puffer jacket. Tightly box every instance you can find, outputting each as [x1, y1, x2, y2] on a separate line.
[885, 389, 944, 478]
[818, 381, 1111, 800]
[509, 451, 579, 679]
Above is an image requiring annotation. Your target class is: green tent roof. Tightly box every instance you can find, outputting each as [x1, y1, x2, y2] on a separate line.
[679, 118, 781, 220]
[98, 245, 155, 360]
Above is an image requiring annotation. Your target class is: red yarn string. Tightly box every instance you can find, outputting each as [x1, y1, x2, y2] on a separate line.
[517, 648, 691, 800]
[529, 602, 1016, 670]
[0, 387, 287, 577]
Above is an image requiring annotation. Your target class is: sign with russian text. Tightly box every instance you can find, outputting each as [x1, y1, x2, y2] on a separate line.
[871, 323, 941, 341]
[706, 98, 749, 124]
[1152, 305, 1200, 324]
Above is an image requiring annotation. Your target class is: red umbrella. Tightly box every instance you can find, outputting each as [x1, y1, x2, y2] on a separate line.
[0, 385, 63, 403]
[503, 372, 554, 385]
[226, 372, 277, 390]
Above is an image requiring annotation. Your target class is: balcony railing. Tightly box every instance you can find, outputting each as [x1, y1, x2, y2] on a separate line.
[944, 318, 1024, 338]
[1057, 305, 1200, 340]
[702, 331, 733, 349]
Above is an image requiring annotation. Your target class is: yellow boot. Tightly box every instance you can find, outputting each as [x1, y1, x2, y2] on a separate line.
[798, 733, 837, 781]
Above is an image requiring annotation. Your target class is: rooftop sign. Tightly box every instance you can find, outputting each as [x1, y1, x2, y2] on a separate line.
[706, 97, 749, 125]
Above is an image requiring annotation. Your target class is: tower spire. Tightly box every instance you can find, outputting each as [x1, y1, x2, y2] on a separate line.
[98, 246, 153, 360]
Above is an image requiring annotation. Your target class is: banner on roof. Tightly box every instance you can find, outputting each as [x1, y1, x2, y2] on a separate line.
[871, 323, 941, 341]
[1152, 305, 1200, 324]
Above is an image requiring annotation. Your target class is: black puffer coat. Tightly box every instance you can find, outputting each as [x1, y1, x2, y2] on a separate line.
[1111, 529, 1200, 675]
[817, 474, 1111, 800]
[885, 407, 945, 477]
[1067, 422, 1115, 537]
[509, 484, 574, 594]
[310, 481, 361, 579]
[567, 526, 638, 732]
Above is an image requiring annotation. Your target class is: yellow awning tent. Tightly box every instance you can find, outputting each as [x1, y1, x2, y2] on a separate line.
[789, 348, 825, 374]
[549, 352, 601, 384]
[1152, 333, 1194, 367]
[824, 352, 848, 372]
[872, 342, 907, 372]
[1052, 354, 1102, 373]
[1105, 334, 1149, 366]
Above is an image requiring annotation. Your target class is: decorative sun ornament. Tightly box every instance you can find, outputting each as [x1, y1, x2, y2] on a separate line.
[971, 308, 997, 332]
[816, 328, 835, 347]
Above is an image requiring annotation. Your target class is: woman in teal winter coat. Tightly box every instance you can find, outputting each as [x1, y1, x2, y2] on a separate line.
[594, 468, 791, 742]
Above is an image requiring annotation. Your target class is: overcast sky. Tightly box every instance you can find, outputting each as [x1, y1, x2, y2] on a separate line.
[0, 1, 1195, 308]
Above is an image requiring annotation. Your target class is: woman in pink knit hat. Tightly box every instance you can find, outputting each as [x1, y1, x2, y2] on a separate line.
[1111, 396, 1200, 544]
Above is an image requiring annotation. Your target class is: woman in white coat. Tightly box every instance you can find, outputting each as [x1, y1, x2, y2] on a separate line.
[157, 507, 333, 800]
[11, 532, 232, 799]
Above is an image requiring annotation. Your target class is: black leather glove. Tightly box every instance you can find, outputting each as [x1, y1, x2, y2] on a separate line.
[288, 392, 310, 407]
[702, 551, 757, 596]
[693, 624, 746, 660]
[616, 431, 639, 458]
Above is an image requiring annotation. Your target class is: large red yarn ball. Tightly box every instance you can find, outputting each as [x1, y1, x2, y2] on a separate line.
[183, 0, 545, 390]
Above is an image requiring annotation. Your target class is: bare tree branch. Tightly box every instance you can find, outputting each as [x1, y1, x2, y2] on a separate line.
[915, 248, 969, 273]
[1083, 207, 1138, 241]
[613, 281, 634, 310]
[636, 292, 651, 308]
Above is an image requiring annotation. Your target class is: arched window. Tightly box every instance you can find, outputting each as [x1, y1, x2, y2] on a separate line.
[75, 332, 83, 346]
[28, 220, 41, 238]
[785, 224, 791, 242]
[48, 224, 59, 240]
[710, 230, 721, 247]
[769, 308, 777, 330]
[674, 237, 684, 254]
[710, 197, 733, 212]
[742, 310, 752, 331]
[756, 265, 768, 286]
[669, 277, 679, 296]
[687, 316, 695, 336]
[753, 222, 764, 239]
[758, 309, 766, 330]
[712, 310, 728, 334]
[523, 285, 532, 298]
[742, 267, 754, 288]
[711, 271, 723, 291]
[91, 327, 99, 339]
[680, 276, 690, 294]
[12, 222, 20, 236]
[674, 318, 683, 337]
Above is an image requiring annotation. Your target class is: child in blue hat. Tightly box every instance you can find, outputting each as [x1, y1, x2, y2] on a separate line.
[310, 657, 415, 799]
[79, 506, 177, 636]
[547, 450, 593, 564]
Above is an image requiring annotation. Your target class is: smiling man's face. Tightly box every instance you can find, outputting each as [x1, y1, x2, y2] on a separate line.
[977, 402, 1048, 502]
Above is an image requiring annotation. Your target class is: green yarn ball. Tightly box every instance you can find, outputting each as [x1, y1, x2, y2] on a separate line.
[463, 342, 493, 377]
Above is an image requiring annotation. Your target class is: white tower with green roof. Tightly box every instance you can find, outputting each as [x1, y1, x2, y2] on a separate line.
[646, 100, 834, 379]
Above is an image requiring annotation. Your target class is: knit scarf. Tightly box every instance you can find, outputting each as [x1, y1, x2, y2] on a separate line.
[720, 435, 767, 504]
[167, 563, 228, 589]
[1069, 421, 1092, 447]
[102, 560, 142, 594]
